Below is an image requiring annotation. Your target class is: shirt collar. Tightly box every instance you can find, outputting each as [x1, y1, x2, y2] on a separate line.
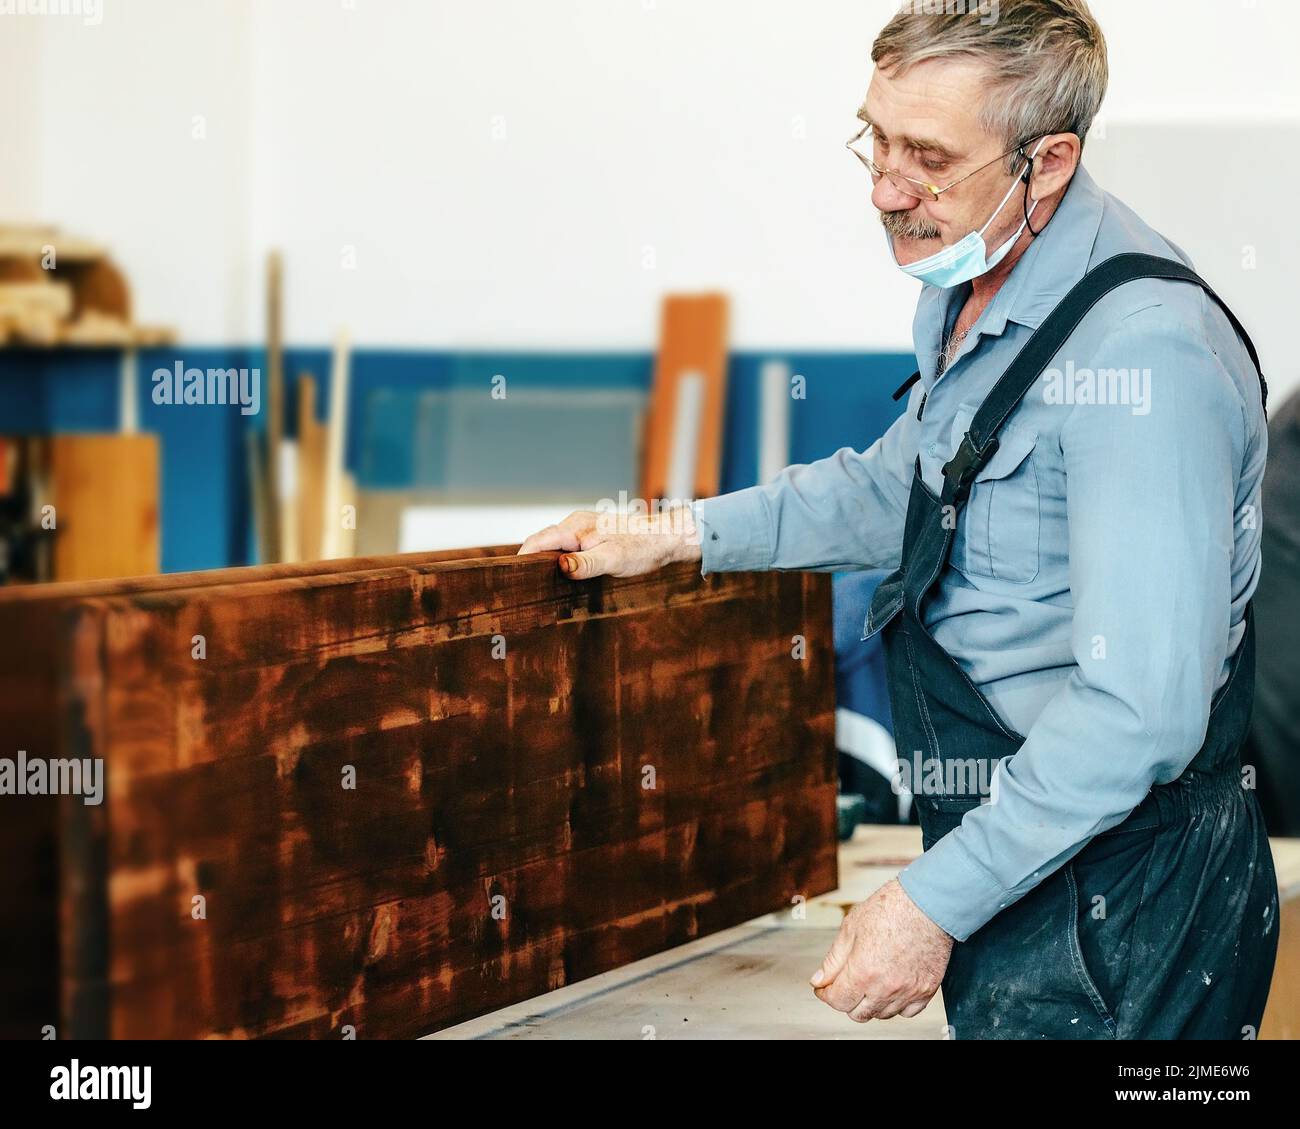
[912, 162, 1108, 380]
[978, 163, 1107, 335]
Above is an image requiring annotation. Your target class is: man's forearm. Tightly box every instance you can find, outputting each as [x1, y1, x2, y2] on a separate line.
[693, 437, 915, 577]
[693, 491, 773, 575]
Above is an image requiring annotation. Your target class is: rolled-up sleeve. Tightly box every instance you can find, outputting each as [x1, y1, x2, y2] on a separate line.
[897, 307, 1250, 941]
[695, 396, 918, 575]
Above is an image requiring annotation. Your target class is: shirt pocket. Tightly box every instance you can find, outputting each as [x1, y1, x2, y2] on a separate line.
[949, 406, 1041, 585]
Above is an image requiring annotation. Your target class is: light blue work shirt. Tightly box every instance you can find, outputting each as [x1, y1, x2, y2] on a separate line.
[694, 165, 1268, 941]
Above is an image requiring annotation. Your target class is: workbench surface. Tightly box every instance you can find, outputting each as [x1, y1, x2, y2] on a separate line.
[431, 825, 1300, 1041]
[430, 826, 943, 1040]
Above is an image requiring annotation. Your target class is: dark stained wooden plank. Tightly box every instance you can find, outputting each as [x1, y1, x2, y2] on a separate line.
[0, 546, 519, 1038]
[0, 543, 518, 606]
[3, 548, 836, 1038]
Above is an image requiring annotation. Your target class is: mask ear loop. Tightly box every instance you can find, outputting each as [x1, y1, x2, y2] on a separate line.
[1021, 143, 1043, 237]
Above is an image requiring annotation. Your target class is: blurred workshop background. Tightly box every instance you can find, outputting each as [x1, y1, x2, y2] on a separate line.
[2, 0, 1298, 835]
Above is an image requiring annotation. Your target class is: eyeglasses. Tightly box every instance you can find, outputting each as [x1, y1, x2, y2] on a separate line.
[846, 122, 1040, 202]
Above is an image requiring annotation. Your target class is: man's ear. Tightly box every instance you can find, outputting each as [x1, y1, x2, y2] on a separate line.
[1028, 133, 1081, 202]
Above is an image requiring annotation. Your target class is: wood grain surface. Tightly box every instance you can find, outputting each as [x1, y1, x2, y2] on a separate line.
[1, 549, 836, 1039]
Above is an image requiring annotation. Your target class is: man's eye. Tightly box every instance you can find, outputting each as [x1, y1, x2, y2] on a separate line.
[921, 158, 947, 173]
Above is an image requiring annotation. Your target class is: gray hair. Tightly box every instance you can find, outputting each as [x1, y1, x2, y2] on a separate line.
[870, 0, 1108, 169]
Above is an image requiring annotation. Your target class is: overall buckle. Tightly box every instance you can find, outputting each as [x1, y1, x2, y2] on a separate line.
[942, 433, 1000, 502]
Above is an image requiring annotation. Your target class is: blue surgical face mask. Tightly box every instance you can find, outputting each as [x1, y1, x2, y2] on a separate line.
[888, 138, 1046, 289]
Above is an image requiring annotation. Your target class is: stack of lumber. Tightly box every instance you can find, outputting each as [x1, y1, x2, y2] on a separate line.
[0, 547, 836, 1039]
[0, 224, 174, 348]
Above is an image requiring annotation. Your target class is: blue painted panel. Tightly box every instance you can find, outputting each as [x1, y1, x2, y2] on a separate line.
[0, 351, 53, 429]
[47, 351, 122, 429]
[447, 353, 652, 392]
[0, 349, 121, 430]
[721, 352, 915, 494]
[136, 348, 257, 572]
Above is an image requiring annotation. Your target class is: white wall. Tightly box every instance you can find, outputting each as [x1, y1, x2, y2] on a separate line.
[242, 0, 917, 351]
[8, 0, 254, 341]
[0, 13, 45, 217]
[10, 0, 1300, 397]
[1085, 119, 1299, 405]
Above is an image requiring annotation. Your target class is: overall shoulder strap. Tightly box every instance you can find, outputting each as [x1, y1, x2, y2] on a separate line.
[941, 252, 1268, 506]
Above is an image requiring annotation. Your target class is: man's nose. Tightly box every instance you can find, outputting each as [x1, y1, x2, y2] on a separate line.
[872, 175, 921, 215]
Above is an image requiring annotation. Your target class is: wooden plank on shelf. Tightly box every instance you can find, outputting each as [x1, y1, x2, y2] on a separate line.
[0, 226, 106, 263]
[0, 549, 837, 1039]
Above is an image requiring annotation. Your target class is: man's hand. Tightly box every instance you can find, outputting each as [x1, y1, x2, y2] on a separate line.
[811, 878, 953, 1023]
[517, 507, 703, 580]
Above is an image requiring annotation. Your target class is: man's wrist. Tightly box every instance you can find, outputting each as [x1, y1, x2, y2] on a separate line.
[665, 504, 702, 564]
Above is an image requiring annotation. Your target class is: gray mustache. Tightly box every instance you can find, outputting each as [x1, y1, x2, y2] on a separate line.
[880, 210, 942, 241]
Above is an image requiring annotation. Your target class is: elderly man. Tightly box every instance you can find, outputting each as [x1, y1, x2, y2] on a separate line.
[519, 0, 1277, 1039]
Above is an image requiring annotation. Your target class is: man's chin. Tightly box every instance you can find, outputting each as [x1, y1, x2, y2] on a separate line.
[889, 232, 945, 267]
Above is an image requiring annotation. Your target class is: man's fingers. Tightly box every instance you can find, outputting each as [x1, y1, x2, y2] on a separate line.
[871, 991, 912, 1021]
[558, 548, 614, 580]
[815, 974, 871, 1013]
[813, 940, 871, 1011]
[847, 995, 881, 1024]
[808, 886, 950, 1025]
[520, 510, 681, 581]
[864, 990, 931, 1021]
[809, 924, 853, 989]
[518, 526, 573, 555]
[518, 512, 596, 556]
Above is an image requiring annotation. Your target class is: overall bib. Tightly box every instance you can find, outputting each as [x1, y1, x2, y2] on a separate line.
[868, 254, 1280, 1040]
